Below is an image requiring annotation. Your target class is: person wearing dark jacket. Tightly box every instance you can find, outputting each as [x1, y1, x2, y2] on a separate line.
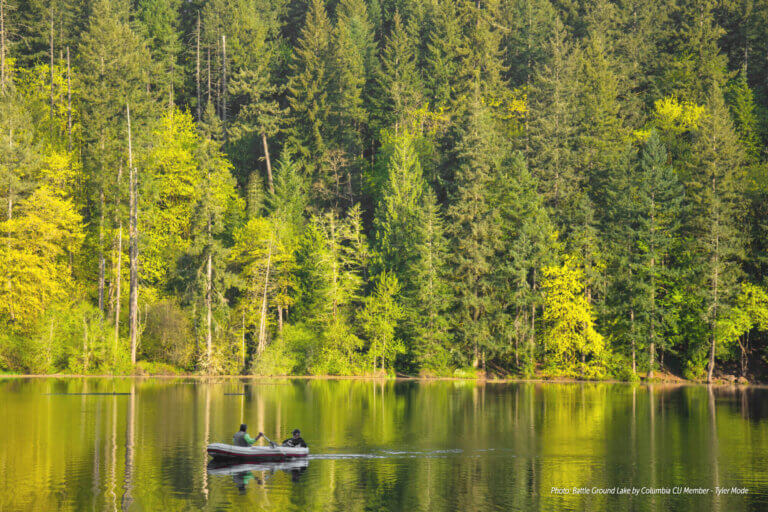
[282, 429, 307, 447]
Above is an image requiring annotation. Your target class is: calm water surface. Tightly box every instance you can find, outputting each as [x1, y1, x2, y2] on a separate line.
[1, 378, 767, 511]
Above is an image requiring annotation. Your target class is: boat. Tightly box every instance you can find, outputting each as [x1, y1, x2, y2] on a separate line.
[207, 442, 309, 461]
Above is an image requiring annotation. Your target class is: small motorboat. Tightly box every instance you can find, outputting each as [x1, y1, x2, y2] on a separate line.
[207, 442, 309, 461]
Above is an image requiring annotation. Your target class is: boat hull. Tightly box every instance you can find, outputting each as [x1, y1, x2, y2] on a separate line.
[207, 442, 309, 461]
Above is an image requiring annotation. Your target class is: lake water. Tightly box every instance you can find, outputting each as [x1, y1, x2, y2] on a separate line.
[1, 378, 767, 511]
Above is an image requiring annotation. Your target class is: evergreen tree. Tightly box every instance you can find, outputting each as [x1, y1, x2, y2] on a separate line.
[228, 34, 283, 193]
[634, 131, 685, 376]
[374, 11, 422, 134]
[528, 17, 579, 217]
[328, 0, 376, 203]
[135, 0, 183, 108]
[286, 0, 333, 168]
[446, 86, 504, 370]
[687, 83, 747, 381]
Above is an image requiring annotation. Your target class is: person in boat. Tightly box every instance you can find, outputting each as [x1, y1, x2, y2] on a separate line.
[232, 424, 263, 447]
[282, 428, 307, 448]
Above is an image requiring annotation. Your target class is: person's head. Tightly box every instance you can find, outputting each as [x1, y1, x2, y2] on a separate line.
[292, 428, 301, 438]
[240, 423, 247, 432]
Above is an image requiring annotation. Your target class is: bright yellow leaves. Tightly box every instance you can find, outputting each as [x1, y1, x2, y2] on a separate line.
[652, 96, 705, 134]
[540, 256, 604, 376]
[0, 187, 84, 327]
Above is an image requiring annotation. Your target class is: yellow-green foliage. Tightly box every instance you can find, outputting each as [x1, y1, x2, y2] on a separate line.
[540, 256, 605, 376]
[0, 187, 84, 328]
[717, 283, 768, 357]
[142, 110, 205, 287]
[653, 96, 705, 133]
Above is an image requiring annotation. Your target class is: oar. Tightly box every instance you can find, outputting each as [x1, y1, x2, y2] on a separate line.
[260, 432, 277, 448]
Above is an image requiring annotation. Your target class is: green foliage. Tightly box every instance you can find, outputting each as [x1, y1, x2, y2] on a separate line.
[360, 272, 404, 372]
[2, 0, 767, 381]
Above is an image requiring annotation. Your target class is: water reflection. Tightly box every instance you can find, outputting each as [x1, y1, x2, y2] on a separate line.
[1, 378, 768, 511]
[208, 459, 309, 492]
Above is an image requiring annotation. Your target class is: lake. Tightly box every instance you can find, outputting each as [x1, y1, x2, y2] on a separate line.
[1, 378, 767, 511]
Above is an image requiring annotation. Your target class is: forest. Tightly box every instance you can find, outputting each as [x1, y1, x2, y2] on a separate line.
[1, 0, 768, 381]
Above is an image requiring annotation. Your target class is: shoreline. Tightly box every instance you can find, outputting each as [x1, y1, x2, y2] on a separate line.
[0, 372, 763, 388]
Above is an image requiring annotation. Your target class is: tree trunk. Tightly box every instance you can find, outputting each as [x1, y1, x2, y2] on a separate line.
[196, 13, 201, 122]
[241, 310, 246, 371]
[99, 189, 105, 314]
[114, 223, 122, 358]
[707, 233, 720, 383]
[206, 46, 211, 105]
[221, 35, 227, 137]
[740, 332, 749, 378]
[66, 46, 72, 152]
[49, 9, 54, 128]
[127, 104, 139, 366]
[257, 240, 273, 355]
[1, 0, 6, 92]
[83, 316, 89, 373]
[261, 132, 273, 193]
[631, 308, 636, 375]
[277, 305, 283, 334]
[206, 251, 212, 367]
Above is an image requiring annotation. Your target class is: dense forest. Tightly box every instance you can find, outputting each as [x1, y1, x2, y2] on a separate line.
[1, 0, 768, 380]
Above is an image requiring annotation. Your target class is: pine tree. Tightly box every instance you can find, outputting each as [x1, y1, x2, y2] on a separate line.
[410, 186, 451, 372]
[688, 83, 747, 382]
[228, 37, 283, 193]
[446, 85, 504, 370]
[374, 11, 422, 134]
[634, 131, 684, 376]
[328, 0, 376, 202]
[286, 0, 332, 167]
[527, 17, 579, 217]
[423, 0, 467, 109]
[135, 0, 183, 108]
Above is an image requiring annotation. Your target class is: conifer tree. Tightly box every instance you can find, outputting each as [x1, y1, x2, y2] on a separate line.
[374, 11, 422, 134]
[228, 37, 283, 193]
[286, 0, 332, 167]
[328, 0, 376, 202]
[688, 83, 747, 382]
[446, 84, 504, 370]
[634, 131, 684, 376]
[528, 17, 579, 218]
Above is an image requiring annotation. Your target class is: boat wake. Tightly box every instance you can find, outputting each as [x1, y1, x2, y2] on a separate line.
[309, 448, 479, 460]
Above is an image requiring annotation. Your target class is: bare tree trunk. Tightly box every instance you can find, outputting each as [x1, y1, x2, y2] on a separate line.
[196, 13, 201, 122]
[83, 316, 89, 373]
[631, 308, 636, 374]
[114, 223, 122, 356]
[262, 132, 273, 193]
[1, 0, 5, 92]
[206, 46, 211, 106]
[241, 310, 246, 371]
[49, 8, 54, 127]
[221, 35, 227, 138]
[127, 104, 139, 366]
[66, 46, 72, 152]
[99, 189, 105, 313]
[277, 305, 283, 333]
[257, 240, 273, 355]
[707, 183, 720, 383]
[206, 250, 212, 367]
